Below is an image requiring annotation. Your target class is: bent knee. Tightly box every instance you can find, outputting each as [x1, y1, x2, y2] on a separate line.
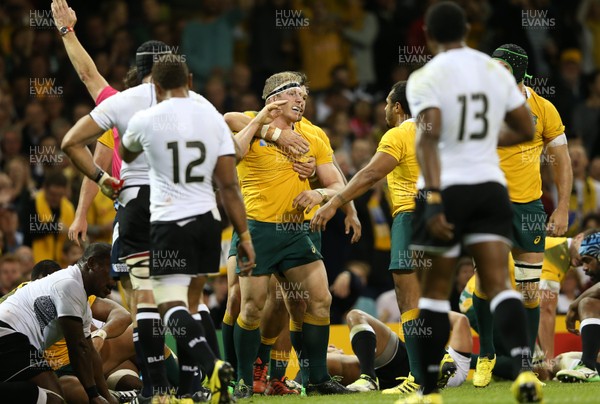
[346, 309, 368, 327]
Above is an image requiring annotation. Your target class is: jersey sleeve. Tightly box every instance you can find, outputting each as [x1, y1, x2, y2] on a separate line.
[406, 67, 440, 117]
[541, 99, 566, 143]
[313, 126, 332, 151]
[121, 112, 145, 153]
[90, 94, 121, 131]
[52, 279, 88, 320]
[97, 129, 115, 150]
[376, 127, 404, 163]
[94, 85, 118, 106]
[314, 136, 333, 166]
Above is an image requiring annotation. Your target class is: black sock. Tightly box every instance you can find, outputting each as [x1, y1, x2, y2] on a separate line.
[350, 326, 377, 380]
[177, 341, 199, 397]
[491, 291, 531, 378]
[417, 299, 451, 395]
[133, 327, 154, 397]
[580, 320, 600, 370]
[197, 305, 221, 359]
[137, 307, 170, 394]
[165, 306, 216, 377]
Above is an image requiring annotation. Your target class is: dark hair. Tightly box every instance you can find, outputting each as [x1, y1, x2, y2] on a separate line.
[77, 242, 112, 268]
[31, 260, 61, 280]
[124, 66, 141, 88]
[389, 81, 411, 117]
[135, 40, 170, 82]
[425, 1, 467, 43]
[151, 54, 189, 90]
[43, 171, 68, 188]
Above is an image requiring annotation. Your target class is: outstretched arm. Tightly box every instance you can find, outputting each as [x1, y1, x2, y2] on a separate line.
[52, 0, 109, 101]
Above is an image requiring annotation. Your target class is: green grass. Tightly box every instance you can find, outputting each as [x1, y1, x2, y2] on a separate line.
[238, 381, 600, 403]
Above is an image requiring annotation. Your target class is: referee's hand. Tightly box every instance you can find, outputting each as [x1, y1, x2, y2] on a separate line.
[237, 240, 256, 276]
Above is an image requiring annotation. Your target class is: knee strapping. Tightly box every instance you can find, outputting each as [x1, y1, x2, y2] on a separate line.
[514, 261, 542, 283]
[127, 254, 151, 291]
[107, 369, 139, 390]
[151, 275, 191, 306]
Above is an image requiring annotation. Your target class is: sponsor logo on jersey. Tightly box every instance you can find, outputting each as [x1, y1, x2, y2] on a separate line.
[534, 236, 541, 244]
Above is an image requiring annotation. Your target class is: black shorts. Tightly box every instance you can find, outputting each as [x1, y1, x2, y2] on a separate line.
[375, 337, 410, 389]
[410, 182, 513, 256]
[118, 186, 151, 260]
[150, 211, 221, 277]
[0, 326, 51, 382]
[110, 211, 128, 278]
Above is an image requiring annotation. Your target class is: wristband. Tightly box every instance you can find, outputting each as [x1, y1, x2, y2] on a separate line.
[260, 125, 269, 139]
[425, 190, 442, 204]
[239, 230, 252, 242]
[85, 385, 100, 399]
[91, 329, 107, 340]
[315, 188, 328, 203]
[271, 128, 282, 142]
[59, 26, 74, 36]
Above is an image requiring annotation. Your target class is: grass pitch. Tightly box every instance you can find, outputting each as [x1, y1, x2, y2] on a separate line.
[239, 381, 600, 403]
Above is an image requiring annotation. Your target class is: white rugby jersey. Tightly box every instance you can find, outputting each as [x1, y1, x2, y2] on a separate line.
[121, 96, 235, 222]
[0, 265, 92, 350]
[90, 83, 214, 202]
[407, 47, 526, 189]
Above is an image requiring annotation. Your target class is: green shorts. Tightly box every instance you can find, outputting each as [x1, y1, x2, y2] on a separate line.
[231, 220, 322, 276]
[389, 212, 414, 271]
[511, 199, 546, 252]
[229, 222, 321, 256]
[54, 363, 74, 378]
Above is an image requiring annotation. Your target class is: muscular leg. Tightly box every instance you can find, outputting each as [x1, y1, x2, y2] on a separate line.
[446, 312, 472, 387]
[392, 271, 422, 383]
[415, 253, 457, 395]
[284, 260, 332, 385]
[223, 256, 240, 378]
[538, 286, 558, 361]
[513, 249, 543, 354]
[234, 274, 270, 384]
[257, 277, 288, 366]
[346, 309, 393, 381]
[577, 296, 600, 371]
[122, 273, 154, 398]
[29, 372, 64, 404]
[470, 241, 531, 379]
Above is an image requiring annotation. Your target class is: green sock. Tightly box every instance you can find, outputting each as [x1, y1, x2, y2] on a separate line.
[473, 294, 495, 357]
[525, 305, 540, 353]
[302, 323, 330, 384]
[221, 321, 237, 378]
[290, 328, 308, 386]
[402, 320, 423, 384]
[233, 320, 260, 384]
[270, 354, 288, 380]
[164, 352, 180, 388]
[257, 343, 273, 366]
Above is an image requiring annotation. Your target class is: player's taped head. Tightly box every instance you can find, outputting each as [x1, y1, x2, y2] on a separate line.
[135, 40, 172, 82]
[492, 44, 529, 84]
[425, 1, 467, 43]
[579, 231, 600, 260]
[262, 71, 308, 100]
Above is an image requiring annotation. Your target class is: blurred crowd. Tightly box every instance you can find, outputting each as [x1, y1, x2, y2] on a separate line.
[1, 0, 600, 323]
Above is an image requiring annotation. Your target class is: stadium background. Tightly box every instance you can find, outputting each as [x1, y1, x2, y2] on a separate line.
[0, 0, 598, 367]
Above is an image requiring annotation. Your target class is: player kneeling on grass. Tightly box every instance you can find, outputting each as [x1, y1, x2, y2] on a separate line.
[0, 259, 142, 403]
[322, 309, 471, 392]
[556, 231, 600, 383]
[0, 243, 117, 404]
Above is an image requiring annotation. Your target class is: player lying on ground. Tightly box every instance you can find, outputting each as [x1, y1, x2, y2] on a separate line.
[320, 309, 471, 392]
